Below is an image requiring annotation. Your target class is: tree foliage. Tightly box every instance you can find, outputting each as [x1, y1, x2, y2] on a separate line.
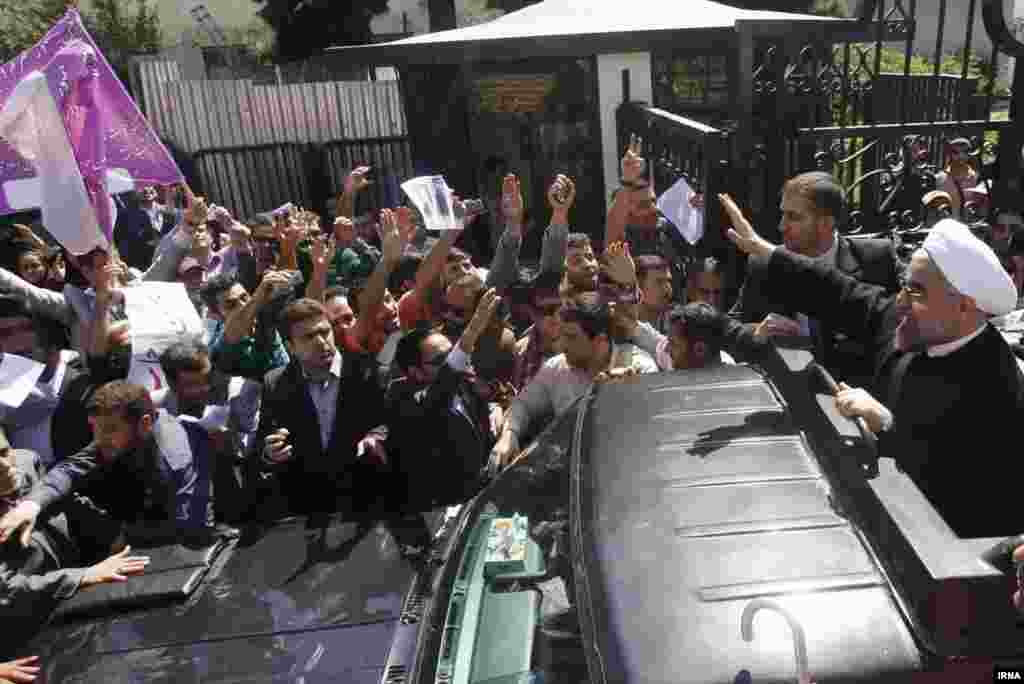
[0, 0, 162, 87]
[854, 46, 1009, 97]
[254, 0, 390, 62]
[0, 0, 70, 63]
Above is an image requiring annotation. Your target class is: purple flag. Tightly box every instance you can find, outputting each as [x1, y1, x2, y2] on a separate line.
[0, 9, 183, 255]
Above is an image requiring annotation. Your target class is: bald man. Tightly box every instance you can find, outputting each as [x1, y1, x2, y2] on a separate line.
[722, 195, 1024, 539]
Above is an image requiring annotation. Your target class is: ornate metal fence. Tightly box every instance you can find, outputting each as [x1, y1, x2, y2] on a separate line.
[615, 102, 732, 248]
[747, 0, 1023, 237]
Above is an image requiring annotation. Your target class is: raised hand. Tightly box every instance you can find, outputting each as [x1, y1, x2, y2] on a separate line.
[395, 206, 417, 244]
[379, 208, 405, 265]
[94, 261, 121, 309]
[621, 134, 646, 185]
[501, 174, 524, 226]
[344, 166, 372, 195]
[82, 545, 151, 588]
[310, 234, 337, 273]
[604, 241, 636, 286]
[547, 174, 576, 211]
[184, 187, 207, 230]
[462, 288, 501, 353]
[228, 221, 251, 250]
[254, 270, 293, 305]
[718, 193, 775, 259]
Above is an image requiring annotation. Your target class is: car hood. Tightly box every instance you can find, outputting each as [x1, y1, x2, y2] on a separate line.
[24, 515, 437, 682]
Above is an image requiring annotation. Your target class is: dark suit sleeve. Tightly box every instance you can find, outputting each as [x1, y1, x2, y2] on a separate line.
[721, 318, 772, 364]
[850, 238, 903, 294]
[0, 559, 85, 623]
[763, 249, 897, 347]
[25, 446, 101, 512]
[728, 255, 770, 323]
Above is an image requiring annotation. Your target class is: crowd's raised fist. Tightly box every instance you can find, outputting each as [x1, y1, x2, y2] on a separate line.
[501, 174, 524, 224]
[621, 134, 646, 185]
[345, 166, 372, 195]
[548, 174, 576, 211]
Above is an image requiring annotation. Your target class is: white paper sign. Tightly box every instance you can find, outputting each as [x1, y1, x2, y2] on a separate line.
[657, 177, 704, 245]
[0, 353, 45, 410]
[123, 282, 204, 395]
[401, 175, 461, 231]
[180, 404, 231, 433]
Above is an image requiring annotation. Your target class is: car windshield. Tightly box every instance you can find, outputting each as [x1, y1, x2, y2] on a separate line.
[428, 403, 591, 684]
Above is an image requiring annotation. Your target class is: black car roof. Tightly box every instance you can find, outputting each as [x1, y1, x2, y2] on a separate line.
[575, 364, 922, 684]
[24, 515, 436, 682]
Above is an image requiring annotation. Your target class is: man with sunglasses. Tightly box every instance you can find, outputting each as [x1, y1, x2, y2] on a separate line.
[387, 289, 504, 509]
[723, 194, 1023, 540]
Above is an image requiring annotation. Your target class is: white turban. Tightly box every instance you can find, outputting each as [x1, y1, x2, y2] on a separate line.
[922, 218, 1018, 316]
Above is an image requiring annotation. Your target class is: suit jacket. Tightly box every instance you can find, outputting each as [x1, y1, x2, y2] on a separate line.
[386, 361, 495, 510]
[730, 236, 902, 385]
[254, 352, 390, 517]
[27, 411, 214, 539]
[1, 452, 85, 650]
[758, 248, 1024, 538]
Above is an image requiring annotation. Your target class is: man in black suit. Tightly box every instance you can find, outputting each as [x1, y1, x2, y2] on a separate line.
[388, 290, 503, 510]
[723, 193, 1023, 540]
[730, 172, 902, 386]
[255, 298, 391, 519]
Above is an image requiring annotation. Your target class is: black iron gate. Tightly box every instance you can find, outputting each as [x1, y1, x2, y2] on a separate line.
[750, 0, 1023, 239]
[617, 0, 1024, 257]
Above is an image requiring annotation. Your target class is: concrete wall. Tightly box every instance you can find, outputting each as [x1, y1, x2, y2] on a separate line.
[596, 52, 652, 208]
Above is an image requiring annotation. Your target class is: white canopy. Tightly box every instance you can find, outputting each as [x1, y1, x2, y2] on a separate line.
[330, 0, 841, 64]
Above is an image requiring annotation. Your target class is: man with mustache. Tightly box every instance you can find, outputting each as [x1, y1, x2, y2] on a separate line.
[721, 194, 1023, 539]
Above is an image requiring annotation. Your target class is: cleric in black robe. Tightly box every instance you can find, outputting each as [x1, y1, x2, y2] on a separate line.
[719, 201, 1024, 539]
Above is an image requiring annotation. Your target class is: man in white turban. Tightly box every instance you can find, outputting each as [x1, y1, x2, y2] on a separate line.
[720, 196, 1024, 539]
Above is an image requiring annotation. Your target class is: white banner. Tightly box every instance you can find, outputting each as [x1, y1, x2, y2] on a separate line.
[123, 282, 204, 399]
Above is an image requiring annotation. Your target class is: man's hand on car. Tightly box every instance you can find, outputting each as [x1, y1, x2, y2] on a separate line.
[491, 429, 520, 469]
[0, 500, 40, 547]
[81, 545, 151, 589]
[0, 655, 41, 683]
[264, 428, 293, 464]
[835, 382, 890, 434]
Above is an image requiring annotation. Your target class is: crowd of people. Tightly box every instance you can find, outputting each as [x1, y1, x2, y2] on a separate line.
[1, 134, 1023, 678]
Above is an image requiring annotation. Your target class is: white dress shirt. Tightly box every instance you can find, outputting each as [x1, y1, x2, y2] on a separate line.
[304, 352, 343, 450]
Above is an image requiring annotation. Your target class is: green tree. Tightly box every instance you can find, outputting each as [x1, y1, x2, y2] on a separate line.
[0, 0, 70, 63]
[83, 0, 162, 92]
[254, 0, 390, 62]
[811, 0, 848, 18]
